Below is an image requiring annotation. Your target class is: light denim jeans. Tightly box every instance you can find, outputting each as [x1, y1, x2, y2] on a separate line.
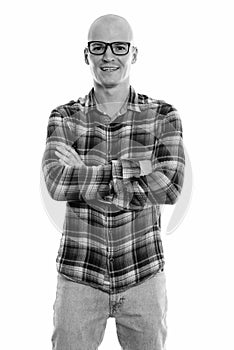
[52, 271, 167, 350]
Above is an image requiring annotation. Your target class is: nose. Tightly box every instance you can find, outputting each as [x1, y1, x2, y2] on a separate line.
[102, 45, 115, 62]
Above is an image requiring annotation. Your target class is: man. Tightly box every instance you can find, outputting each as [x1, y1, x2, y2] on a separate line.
[42, 14, 185, 350]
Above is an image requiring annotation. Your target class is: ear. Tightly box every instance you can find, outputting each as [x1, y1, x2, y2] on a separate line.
[131, 46, 138, 64]
[84, 47, 89, 65]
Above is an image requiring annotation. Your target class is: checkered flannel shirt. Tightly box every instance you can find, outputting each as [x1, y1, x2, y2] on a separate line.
[42, 86, 185, 294]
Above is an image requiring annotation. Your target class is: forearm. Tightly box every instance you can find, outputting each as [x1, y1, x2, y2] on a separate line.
[110, 158, 184, 210]
[144, 161, 185, 205]
[110, 110, 185, 209]
[42, 142, 112, 201]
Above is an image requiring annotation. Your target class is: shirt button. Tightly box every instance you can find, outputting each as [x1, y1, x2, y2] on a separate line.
[109, 257, 114, 262]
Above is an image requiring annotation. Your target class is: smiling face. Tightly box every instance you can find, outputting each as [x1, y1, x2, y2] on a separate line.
[84, 15, 138, 90]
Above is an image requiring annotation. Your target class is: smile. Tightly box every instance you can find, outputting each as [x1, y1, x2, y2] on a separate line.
[100, 67, 119, 72]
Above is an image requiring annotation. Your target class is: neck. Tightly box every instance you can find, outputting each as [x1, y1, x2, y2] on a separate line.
[93, 81, 130, 104]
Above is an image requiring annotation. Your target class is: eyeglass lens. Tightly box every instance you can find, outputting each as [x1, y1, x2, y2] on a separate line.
[89, 42, 130, 55]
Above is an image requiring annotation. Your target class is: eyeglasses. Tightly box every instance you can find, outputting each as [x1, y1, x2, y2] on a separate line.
[88, 41, 131, 56]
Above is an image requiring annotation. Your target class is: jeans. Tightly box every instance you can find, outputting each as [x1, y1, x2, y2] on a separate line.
[52, 271, 167, 350]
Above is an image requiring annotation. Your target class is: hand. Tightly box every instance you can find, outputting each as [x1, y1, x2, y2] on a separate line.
[139, 160, 152, 176]
[55, 144, 84, 167]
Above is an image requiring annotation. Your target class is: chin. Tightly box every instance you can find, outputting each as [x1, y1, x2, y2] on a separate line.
[100, 80, 120, 88]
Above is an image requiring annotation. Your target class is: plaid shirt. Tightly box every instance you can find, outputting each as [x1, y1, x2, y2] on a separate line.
[42, 86, 185, 294]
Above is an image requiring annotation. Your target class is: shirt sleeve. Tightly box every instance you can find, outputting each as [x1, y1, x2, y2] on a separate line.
[111, 107, 185, 210]
[42, 109, 112, 201]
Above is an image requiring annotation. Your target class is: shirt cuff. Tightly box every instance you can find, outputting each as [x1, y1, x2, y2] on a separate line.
[112, 159, 141, 179]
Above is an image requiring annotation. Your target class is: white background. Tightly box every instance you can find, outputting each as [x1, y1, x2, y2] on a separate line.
[1, 0, 234, 349]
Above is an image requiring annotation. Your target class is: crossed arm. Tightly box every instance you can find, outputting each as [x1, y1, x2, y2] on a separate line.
[109, 111, 185, 209]
[42, 108, 185, 209]
[42, 111, 112, 202]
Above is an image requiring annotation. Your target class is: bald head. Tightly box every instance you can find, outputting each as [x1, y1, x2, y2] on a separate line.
[88, 14, 134, 43]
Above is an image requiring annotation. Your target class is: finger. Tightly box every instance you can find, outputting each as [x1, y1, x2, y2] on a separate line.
[55, 147, 84, 167]
[55, 147, 77, 161]
[55, 150, 68, 159]
[55, 151, 81, 167]
[56, 147, 81, 163]
[56, 143, 72, 150]
[55, 151, 72, 164]
[55, 146, 69, 157]
[58, 159, 72, 167]
[67, 147, 82, 161]
[56, 144, 74, 153]
[56, 145, 81, 159]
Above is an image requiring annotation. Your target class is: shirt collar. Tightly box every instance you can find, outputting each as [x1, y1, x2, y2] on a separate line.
[81, 86, 141, 114]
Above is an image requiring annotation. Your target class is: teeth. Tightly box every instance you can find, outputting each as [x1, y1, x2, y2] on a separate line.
[101, 67, 118, 71]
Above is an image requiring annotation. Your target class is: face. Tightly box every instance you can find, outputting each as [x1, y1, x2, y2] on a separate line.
[84, 18, 138, 89]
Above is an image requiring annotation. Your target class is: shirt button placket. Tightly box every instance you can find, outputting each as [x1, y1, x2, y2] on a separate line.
[104, 208, 111, 288]
[106, 122, 111, 162]
[108, 228, 114, 264]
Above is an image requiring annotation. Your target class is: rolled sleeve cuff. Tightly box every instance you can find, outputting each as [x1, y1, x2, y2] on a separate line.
[112, 159, 141, 179]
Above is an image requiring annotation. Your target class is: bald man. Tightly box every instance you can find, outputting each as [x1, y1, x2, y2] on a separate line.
[42, 14, 185, 350]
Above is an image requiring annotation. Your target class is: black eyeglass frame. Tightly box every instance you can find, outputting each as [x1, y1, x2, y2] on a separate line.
[87, 41, 131, 56]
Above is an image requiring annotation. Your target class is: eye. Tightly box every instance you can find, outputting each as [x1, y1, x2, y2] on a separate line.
[112, 43, 129, 54]
[90, 43, 105, 52]
[114, 45, 127, 52]
[92, 45, 104, 51]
